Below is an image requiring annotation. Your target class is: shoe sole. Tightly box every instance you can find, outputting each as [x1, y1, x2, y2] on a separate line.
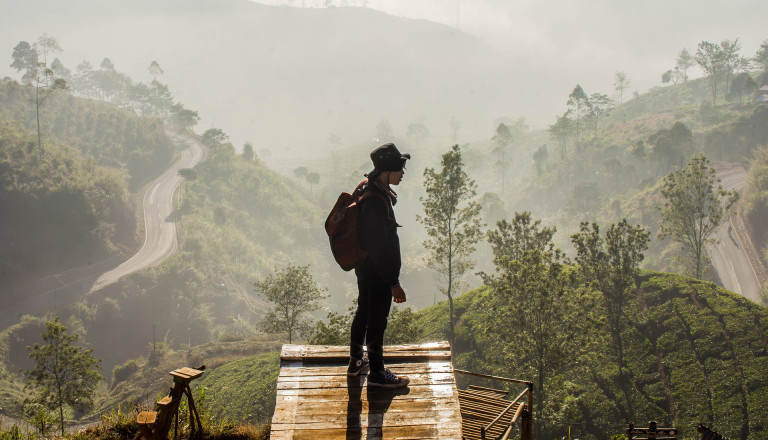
[367, 378, 410, 389]
[347, 363, 369, 377]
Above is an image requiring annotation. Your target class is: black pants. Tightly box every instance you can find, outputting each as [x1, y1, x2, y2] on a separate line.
[349, 264, 392, 372]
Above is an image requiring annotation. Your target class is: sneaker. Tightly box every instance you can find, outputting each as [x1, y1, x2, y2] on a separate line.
[347, 356, 369, 377]
[367, 368, 410, 388]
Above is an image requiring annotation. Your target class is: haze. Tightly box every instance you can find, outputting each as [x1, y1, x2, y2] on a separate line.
[1, 0, 766, 162]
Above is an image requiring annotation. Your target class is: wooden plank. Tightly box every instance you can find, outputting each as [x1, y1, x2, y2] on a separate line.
[272, 343, 463, 439]
[279, 362, 453, 377]
[271, 408, 462, 429]
[156, 396, 172, 407]
[280, 343, 452, 362]
[136, 411, 157, 425]
[467, 384, 509, 399]
[169, 367, 204, 381]
[271, 398, 459, 423]
[269, 422, 462, 439]
[276, 372, 455, 390]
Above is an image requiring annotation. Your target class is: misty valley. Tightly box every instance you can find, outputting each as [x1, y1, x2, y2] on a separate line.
[2, 2, 768, 440]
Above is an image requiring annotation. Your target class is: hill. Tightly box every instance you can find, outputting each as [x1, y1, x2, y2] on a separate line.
[65, 269, 768, 440]
[410, 270, 768, 439]
[0, 0, 523, 158]
[0, 79, 176, 288]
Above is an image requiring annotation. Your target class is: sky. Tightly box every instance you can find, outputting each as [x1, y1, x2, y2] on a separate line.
[253, 0, 768, 107]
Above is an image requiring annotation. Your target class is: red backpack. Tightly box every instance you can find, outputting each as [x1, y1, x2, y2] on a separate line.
[325, 180, 386, 271]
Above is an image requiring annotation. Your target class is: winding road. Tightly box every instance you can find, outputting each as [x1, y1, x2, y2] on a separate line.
[708, 165, 762, 303]
[0, 129, 205, 330]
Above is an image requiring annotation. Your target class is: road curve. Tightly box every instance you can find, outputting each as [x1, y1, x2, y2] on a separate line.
[708, 165, 761, 303]
[0, 130, 204, 330]
[89, 130, 205, 292]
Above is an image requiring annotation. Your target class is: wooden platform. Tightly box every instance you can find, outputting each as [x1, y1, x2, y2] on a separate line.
[270, 342, 463, 439]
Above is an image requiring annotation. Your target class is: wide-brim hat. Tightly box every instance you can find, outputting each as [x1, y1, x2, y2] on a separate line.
[370, 143, 411, 172]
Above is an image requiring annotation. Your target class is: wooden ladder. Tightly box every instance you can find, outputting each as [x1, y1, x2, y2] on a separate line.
[135, 367, 204, 440]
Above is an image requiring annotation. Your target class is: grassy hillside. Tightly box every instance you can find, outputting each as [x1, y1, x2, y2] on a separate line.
[0, 120, 133, 286]
[0, 80, 174, 189]
[410, 271, 768, 439]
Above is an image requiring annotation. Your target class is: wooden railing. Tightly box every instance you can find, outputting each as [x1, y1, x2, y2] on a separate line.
[454, 369, 533, 440]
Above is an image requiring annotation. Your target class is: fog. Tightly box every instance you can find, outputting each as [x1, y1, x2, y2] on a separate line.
[1, 0, 765, 165]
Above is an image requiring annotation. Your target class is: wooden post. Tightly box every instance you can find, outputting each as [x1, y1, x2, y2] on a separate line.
[627, 421, 634, 440]
[521, 382, 533, 440]
[648, 420, 657, 440]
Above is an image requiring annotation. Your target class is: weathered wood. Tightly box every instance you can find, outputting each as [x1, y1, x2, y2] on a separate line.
[170, 367, 204, 382]
[467, 385, 509, 399]
[272, 343, 462, 439]
[280, 342, 452, 362]
[155, 396, 172, 407]
[136, 411, 157, 425]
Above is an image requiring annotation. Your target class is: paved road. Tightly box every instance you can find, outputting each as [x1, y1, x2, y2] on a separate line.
[89, 131, 205, 292]
[708, 166, 761, 303]
[0, 130, 205, 330]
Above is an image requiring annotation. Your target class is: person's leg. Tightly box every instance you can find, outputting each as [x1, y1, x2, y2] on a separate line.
[349, 274, 369, 361]
[365, 281, 392, 372]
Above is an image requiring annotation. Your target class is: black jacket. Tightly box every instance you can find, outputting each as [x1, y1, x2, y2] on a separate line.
[357, 182, 401, 287]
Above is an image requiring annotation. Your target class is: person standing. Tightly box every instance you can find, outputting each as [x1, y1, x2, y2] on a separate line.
[347, 143, 410, 389]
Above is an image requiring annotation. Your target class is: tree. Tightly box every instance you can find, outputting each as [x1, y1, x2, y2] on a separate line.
[567, 84, 590, 154]
[658, 153, 739, 278]
[35, 33, 62, 69]
[755, 39, 768, 72]
[50, 58, 71, 82]
[731, 72, 753, 104]
[307, 171, 320, 189]
[254, 264, 328, 343]
[11, 41, 39, 84]
[201, 128, 229, 149]
[26, 318, 102, 436]
[149, 60, 164, 80]
[487, 211, 555, 264]
[696, 41, 726, 105]
[648, 122, 693, 173]
[588, 93, 613, 137]
[170, 103, 200, 130]
[718, 39, 748, 101]
[242, 142, 255, 161]
[676, 48, 695, 82]
[568, 181, 601, 218]
[417, 145, 483, 348]
[10, 39, 68, 152]
[614, 71, 630, 103]
[492, 123, 513, 190]
[662, 69, 673, 84]
[571, 220, 649, 421]
[482, 213, 569, 440]
[532, 144, 548, 176]
[293, 166, 308, 181]
[548, 113, 574, 161]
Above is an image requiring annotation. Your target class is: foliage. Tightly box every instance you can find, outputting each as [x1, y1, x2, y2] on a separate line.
[744, 148, 768, 254]
[309, 308, 353, 345]
[0, 79, 173, 189]
[193, 352, 280, 426]
[481, 212, 574, 439]
[0, 121, 133, 284]
[418, 144, 483, 348]
[25, 318, 102, 436]
[658, 153, 739, 278]
[254, 264, 328, 344]
[572, 220, 650, 421]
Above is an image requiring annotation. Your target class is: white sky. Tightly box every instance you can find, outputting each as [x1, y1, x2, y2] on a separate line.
[253, 0, 768, 107]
